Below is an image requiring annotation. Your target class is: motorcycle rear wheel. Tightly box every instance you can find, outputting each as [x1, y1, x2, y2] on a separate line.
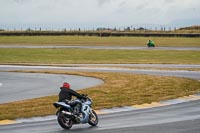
[57, 112, 73, 129]
[88, 110, 98, 126]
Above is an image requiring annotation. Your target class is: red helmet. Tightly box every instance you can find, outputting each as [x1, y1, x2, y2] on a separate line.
[62, 82, 70, 89]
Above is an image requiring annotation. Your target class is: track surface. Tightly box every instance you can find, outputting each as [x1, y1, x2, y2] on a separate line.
[0, 64, 200, 133]
[1, 98, 200, 133]
[0, 71, 104, 104]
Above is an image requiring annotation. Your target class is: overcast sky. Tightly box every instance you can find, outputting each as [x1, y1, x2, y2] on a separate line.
[0, 0, 200, 30]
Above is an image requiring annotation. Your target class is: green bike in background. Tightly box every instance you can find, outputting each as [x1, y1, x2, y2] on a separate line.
[147, 40, 155, 47]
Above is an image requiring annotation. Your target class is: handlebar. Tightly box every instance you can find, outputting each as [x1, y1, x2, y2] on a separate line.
[81, 94, 92, 102]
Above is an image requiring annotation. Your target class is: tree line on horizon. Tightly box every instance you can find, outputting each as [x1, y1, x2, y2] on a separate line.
[0, 25, 199, 32]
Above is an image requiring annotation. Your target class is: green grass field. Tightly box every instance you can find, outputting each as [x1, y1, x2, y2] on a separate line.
[0, 36, 200, 46]
[0, 48, 199, 64]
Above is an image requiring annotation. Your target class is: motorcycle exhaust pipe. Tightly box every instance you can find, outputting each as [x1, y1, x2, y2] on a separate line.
[62, 110, 73, 118]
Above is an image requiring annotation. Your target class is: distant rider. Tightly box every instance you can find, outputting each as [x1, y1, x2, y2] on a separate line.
[147, 40, 155, 47]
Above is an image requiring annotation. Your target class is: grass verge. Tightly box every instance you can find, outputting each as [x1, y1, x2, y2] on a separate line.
[0, 36, 200, 47]
[0, 48, 200, 64]
[0, 70, 200, 120]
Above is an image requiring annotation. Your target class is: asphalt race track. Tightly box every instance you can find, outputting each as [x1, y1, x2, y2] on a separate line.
[0, 71, 104, 104]
[0, 65, 200, 133]
[1, 100, 200, 133]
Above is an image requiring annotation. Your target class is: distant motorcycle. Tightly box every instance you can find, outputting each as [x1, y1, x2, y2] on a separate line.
[147, 40, 155, 47]
[53, 94, 98, 129]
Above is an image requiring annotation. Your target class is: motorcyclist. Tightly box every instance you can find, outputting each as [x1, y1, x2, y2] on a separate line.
[147, 40, 155, 47]
[58, 82, 87, 118]
[58, 82, 86, 102]
[54, 82, 98, 127]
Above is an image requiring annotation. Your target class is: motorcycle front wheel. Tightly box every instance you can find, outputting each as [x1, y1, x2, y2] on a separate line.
[88, 110, 98, 126]
[57, 112, 73, 129]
